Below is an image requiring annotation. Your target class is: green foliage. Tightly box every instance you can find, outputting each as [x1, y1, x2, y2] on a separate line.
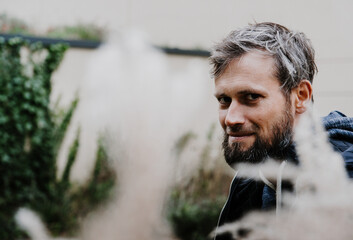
[168, 128, 232, 240]
[0, 13, 105, 42]
[31, 136, 116, 237]
[174, 131, 197, 158]
[69, 142, 116, 218]
[0, 37, 115, 239]
[0, 37, 68, 239]
[169, 197, 226, 240]
[46, 24, 105, 41]
[0, 13, 31, 35]
[168, 170, 229, 240]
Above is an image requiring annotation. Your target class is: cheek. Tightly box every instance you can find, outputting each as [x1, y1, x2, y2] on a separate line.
[248, 108, 275, 133]
[218, 109, 227, 130]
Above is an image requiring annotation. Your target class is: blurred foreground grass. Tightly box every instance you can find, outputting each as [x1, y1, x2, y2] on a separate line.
[0, 36, 231, 240]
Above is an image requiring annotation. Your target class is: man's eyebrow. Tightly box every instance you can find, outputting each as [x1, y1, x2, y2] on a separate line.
[238, 89, 260, 94]
[213, 91, 226, 98]
[214, 86, 267, 98]
[237, 88, 267, 95]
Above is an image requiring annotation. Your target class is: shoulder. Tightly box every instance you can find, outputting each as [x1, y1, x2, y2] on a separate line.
[339, 144, 353, 178]
[322, 110, 353, 177]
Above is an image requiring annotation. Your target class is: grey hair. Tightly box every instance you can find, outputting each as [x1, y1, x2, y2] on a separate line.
[210, 22, 318, 94]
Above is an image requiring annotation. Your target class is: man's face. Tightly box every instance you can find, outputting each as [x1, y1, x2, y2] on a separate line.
[214, 51, 295, 165]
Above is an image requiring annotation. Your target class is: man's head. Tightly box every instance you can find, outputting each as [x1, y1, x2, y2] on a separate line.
[210, 22, 317, 166]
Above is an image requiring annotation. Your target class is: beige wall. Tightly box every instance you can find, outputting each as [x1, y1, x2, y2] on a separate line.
[3, 0, 353, 117]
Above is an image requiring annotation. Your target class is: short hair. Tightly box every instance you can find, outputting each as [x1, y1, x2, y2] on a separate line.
[210, 22, 318, 94]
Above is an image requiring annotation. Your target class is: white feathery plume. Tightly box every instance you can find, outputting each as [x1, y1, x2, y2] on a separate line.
[18, 30, 212, 240]
[15, 208, 51, 240]
[71, 30, 208, 240]
[294, 107, 349, 199]
[235, 159, 298, 182]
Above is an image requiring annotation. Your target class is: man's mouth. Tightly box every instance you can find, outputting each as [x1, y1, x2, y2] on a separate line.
[227, 132, 255, 144]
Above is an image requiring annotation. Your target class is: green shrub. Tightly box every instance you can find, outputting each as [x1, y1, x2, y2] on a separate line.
[46, 24, 105, 41]
[0, 13, 31, 35]
[168, 128, 232, 240]
[0, 12, 105, 42]
[0, 37, 67, 239]
[169, 195, 226, 240]
[0, 37, 115, 239]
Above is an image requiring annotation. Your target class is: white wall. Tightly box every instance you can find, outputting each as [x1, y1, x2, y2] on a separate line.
[3, 0, 353, 182]
[3, 0, 353, 116]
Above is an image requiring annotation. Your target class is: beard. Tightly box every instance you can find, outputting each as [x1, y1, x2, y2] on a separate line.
[222, 107, 294, 167]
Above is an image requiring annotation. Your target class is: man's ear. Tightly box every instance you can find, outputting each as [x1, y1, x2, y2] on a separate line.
[293, 80, 312, 114]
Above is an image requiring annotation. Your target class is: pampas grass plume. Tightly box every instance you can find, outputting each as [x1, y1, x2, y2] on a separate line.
[15, 208, 50, 240]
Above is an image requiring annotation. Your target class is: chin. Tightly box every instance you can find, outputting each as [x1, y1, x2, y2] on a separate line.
[231, 141, 254, 152]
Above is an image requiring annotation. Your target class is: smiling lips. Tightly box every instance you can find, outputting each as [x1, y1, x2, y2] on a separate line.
[227, 131, 255, 143]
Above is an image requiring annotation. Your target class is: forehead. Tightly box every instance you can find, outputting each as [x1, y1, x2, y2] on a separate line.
[214, 51, 281, 94]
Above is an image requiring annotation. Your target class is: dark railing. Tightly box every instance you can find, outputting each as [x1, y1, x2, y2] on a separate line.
[0, 33, 210, 57]
[157, 47, 210, 57]
[0, 33, 101, 49]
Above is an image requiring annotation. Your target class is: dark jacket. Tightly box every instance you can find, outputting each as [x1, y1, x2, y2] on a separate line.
[215, 111, 353, 240]
[322, 111, 353, 178]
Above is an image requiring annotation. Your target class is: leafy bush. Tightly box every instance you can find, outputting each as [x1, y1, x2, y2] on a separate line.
[0, 13, 105, 42]
[0, 37, 115, 239]
[168, 128, 232, 240]
[46, 24, 105, 41]
[0, 37, 67, 238]
[169, 195, 227, 240]
[0, 13, 31, 35]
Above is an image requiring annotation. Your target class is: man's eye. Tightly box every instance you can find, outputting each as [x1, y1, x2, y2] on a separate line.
[218, 97, 231, 105]
[245, 94, 261, 101]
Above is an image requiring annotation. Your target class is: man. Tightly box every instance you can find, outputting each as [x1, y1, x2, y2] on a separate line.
[210, 22, 353, 239]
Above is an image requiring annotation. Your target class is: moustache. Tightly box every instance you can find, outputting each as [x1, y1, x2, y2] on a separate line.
[225, 125, 258, 137]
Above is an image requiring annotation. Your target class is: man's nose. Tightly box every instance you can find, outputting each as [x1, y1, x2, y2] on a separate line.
[225, 102, 246, 127]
